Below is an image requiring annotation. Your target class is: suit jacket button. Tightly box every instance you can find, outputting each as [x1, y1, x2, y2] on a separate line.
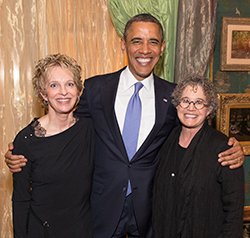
[128, 163, 132, 168]
[122, 187, 127, 192]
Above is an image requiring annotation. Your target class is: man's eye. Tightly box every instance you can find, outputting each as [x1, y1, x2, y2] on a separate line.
[132, 40, 141, 44]
[150, 41, 159, 45]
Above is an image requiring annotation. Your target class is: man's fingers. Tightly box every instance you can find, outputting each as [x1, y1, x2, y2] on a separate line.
[219, 154, 244, 169]
[218, 147, 244, 160]
[218, 147, 239, 158]
[227, 137, 236, 146]
[4, 155, 27, 170]
[220, 157, 238, 166]
[229, 159, 244, 169]
[10, 168, 22, 173]
[8, 142, 14, 150]
[6, 159, 27, 167]
[5, 159, 26, 172]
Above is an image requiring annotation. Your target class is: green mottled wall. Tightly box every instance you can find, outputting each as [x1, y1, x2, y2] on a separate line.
[213, 0, 250, 93]
[213, 0, 250, 206]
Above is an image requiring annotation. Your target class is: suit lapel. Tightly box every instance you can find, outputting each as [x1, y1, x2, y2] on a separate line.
[100, 68, 128, 159]
[132, 76, 173, 161]
[99, 71, 175, 162]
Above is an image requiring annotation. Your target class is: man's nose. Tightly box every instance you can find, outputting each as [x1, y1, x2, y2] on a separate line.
[140, 42, 151, 54]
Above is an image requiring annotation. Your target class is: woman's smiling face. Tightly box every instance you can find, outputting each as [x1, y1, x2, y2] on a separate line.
[177, 85, 211, 133]
[40, 66, 78, 115]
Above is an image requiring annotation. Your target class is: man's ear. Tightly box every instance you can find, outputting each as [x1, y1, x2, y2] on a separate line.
[120, 38, 126, 54]
[160, 41, 166, 56]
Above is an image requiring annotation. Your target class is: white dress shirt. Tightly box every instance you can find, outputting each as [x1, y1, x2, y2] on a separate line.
[114, 66, 155, 151]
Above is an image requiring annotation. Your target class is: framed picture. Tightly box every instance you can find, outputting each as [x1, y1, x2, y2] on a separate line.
[244, 155, 250, 221]
[220, 17, 250, 71]
[244, 207, 250, 221]
[217, 94, 250, 220]
[216, 93, 250, 155]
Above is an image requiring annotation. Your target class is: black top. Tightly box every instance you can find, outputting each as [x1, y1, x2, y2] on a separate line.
[153, 121, 244, 238]
[12, 117, 95, 238]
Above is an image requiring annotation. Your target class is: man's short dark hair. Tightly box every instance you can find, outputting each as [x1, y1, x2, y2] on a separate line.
[123, 13, 164, 42]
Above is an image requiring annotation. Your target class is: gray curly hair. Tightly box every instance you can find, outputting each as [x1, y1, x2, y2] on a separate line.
[171, 74, 219, 120]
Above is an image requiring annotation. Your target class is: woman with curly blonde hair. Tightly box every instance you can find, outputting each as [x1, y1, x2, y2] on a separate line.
[12, 54, 94, 238]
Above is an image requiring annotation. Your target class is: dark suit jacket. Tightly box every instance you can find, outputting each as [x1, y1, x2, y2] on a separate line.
[76, 67, 177, 238]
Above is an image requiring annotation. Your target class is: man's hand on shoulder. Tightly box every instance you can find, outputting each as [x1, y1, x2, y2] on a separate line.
[218, 137, 244, 169]
[4, 142, 27, 173]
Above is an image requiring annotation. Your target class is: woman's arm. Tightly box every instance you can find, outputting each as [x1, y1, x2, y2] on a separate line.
[220, 162, 244, 237]
[12, 133, 32, 238]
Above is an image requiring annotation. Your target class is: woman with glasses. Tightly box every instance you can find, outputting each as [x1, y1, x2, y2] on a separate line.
[152, 75, 244, 238]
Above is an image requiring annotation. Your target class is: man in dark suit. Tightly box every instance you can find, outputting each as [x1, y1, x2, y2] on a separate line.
[75, 14, 244, 238]
[5, 14, 244, 238]
[75, 14, 178, 238]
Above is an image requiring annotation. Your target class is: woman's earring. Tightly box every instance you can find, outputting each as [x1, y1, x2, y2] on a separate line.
[43, 99, 48, 106]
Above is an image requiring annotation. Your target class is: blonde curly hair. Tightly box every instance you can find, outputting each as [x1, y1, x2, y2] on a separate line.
[32, 53, 82, 108]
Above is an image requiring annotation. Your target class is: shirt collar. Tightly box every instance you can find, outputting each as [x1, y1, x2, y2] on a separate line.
[121, 66, 154, 92]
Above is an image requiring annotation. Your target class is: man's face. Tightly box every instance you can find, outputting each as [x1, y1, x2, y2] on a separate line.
[121, 21, 165, 81]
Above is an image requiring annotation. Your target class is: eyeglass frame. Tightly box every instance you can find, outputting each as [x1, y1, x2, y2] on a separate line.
[178, 98, 209, 110]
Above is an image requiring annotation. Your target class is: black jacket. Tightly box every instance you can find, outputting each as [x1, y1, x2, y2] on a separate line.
[153, 121, 244, 238]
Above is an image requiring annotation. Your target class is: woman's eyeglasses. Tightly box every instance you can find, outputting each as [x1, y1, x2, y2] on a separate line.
[178, 98, 209, 110]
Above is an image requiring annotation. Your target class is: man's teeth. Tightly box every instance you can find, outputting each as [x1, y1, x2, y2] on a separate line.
[137, 58, 151, 63]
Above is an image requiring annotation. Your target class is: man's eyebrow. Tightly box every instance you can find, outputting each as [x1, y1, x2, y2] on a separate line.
[149, 38, 160, 43]
[130, 37, 160, 43]
[131, 37, 142, 42]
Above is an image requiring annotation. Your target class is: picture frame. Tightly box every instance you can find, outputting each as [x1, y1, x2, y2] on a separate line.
[243, 154, 250, 221]
[244, 206, 250, 221]
[216, 93, 250, 155]
[216, 94, 250, 220]
[220, 17, 250, 71]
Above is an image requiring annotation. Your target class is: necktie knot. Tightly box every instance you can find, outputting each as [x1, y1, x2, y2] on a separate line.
[134, 82, 143, 95]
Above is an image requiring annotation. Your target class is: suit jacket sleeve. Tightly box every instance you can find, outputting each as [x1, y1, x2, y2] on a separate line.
[75, 79, 91, 117]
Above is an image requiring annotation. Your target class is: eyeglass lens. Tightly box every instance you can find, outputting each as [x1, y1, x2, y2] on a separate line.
[179, 99, 206, 110]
